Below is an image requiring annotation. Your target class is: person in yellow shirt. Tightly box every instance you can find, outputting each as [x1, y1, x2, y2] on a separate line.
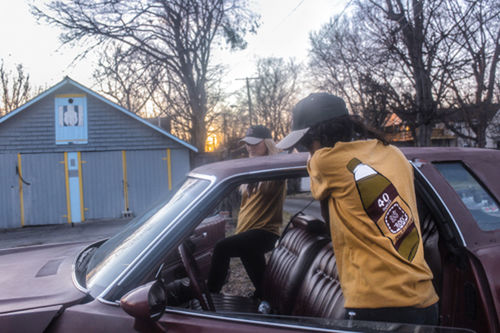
[207, 125, 286, 298]
[277, 93, 438, 325]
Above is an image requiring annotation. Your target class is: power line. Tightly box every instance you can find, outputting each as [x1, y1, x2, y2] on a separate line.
[272, 0, 306, 31]
[338, 0, 354, 18]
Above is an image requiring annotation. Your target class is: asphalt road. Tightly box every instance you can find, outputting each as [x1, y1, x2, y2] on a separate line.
[0, 218, 131, 250]
[0, 197, 321, 250]
[284, 197, 322, 218]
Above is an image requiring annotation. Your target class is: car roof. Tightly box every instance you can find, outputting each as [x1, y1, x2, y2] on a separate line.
[192, 146, 499, 187]
[190, 151, 309, 181]
[401, 146, 500, 162]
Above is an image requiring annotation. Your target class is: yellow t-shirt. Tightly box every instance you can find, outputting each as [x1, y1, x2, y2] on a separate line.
[236, 180, 286, 235]
[307, 139, 438, 309]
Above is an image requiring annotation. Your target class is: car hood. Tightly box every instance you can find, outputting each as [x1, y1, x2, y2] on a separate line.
[0, 241, 90, 314]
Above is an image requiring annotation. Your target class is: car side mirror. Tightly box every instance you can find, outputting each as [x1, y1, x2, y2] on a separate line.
[121, 280, 167, 323]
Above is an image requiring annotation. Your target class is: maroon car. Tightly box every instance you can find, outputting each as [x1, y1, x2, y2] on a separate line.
[0, 147, 498, 333]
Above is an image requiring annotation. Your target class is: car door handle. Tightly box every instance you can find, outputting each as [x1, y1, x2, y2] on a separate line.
[190, 232, 207, 242]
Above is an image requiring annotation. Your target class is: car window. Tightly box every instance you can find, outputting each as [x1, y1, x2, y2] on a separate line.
[85, 177, 211, 296]
[434, 162, 500, 231]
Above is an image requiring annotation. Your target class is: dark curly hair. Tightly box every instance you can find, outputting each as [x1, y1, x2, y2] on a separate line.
[300, 115, 388, 149]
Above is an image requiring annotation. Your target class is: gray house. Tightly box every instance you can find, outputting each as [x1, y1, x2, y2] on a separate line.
[0, 77, 197, 229]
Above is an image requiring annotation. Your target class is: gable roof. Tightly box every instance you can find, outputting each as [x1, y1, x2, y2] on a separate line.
[0, 76, 197, 152]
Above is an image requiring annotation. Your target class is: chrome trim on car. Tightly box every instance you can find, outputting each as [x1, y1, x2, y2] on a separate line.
[97, 297, 120, 307]
[165, 307, 354, 333]
[71, 243, 96, 295]
[217, 165, 308, 183]
[71, 267, 89, 294]
[189, 172, 218, 181]
[411, 161, 467, 247]
[97, 174, 217, 301]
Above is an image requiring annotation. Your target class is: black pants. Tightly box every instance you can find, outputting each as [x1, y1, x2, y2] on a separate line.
[207, 229, 278, 298]
[345, 302, 439, 326]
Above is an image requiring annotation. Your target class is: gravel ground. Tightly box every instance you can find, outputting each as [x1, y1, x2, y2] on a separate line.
[217, 219, 255, 297]
[218, 211, 293, 297]
[221, 258, 255, 296]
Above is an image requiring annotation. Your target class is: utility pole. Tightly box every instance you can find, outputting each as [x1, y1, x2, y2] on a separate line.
[246, 78, 253, 126]
[236, 77, 258, 127]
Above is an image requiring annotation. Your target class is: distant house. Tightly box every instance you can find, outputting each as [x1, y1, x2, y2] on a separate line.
[0, 77, 197, 229]
[384, 113, 414, 145]
[451, 109, 500, 149]
[383, 111, 500, 149]
[384, 113, 456, 147]
[487, 110, 500, 149]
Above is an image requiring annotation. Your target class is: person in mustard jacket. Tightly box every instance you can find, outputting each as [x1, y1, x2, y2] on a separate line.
[207, 125, 286, 298]
[277, 93, 438, 325]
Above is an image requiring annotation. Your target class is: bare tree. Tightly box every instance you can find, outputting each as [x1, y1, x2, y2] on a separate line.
[356, 0, 459, 146]
[211, 103, 248, 156]
[310, 0, 491, 147]
[0, 60, 38, 116]
[236, 57, 300, 140]
[93, 44, 161, 115]
[440, 0, 500, 147]
[32, 0, 258, 152]
[254, 58, 300, 139]
[309, 15, 397, 130]
[149, 61, 226, 143]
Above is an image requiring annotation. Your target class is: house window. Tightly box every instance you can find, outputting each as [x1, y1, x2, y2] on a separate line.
[55, 95, 88, 144]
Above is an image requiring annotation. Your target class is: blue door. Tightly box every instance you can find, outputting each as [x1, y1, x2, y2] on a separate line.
[67, 152, 83, 223]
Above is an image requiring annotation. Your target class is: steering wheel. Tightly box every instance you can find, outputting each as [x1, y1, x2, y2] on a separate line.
[178, 241, 216, 311]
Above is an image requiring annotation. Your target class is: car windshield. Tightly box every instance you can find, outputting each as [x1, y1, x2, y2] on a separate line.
[434, 162, 500, 231]
[85, 176, 211, 296]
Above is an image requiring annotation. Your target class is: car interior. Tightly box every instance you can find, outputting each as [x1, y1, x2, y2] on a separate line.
[148, 171, 490, 332]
